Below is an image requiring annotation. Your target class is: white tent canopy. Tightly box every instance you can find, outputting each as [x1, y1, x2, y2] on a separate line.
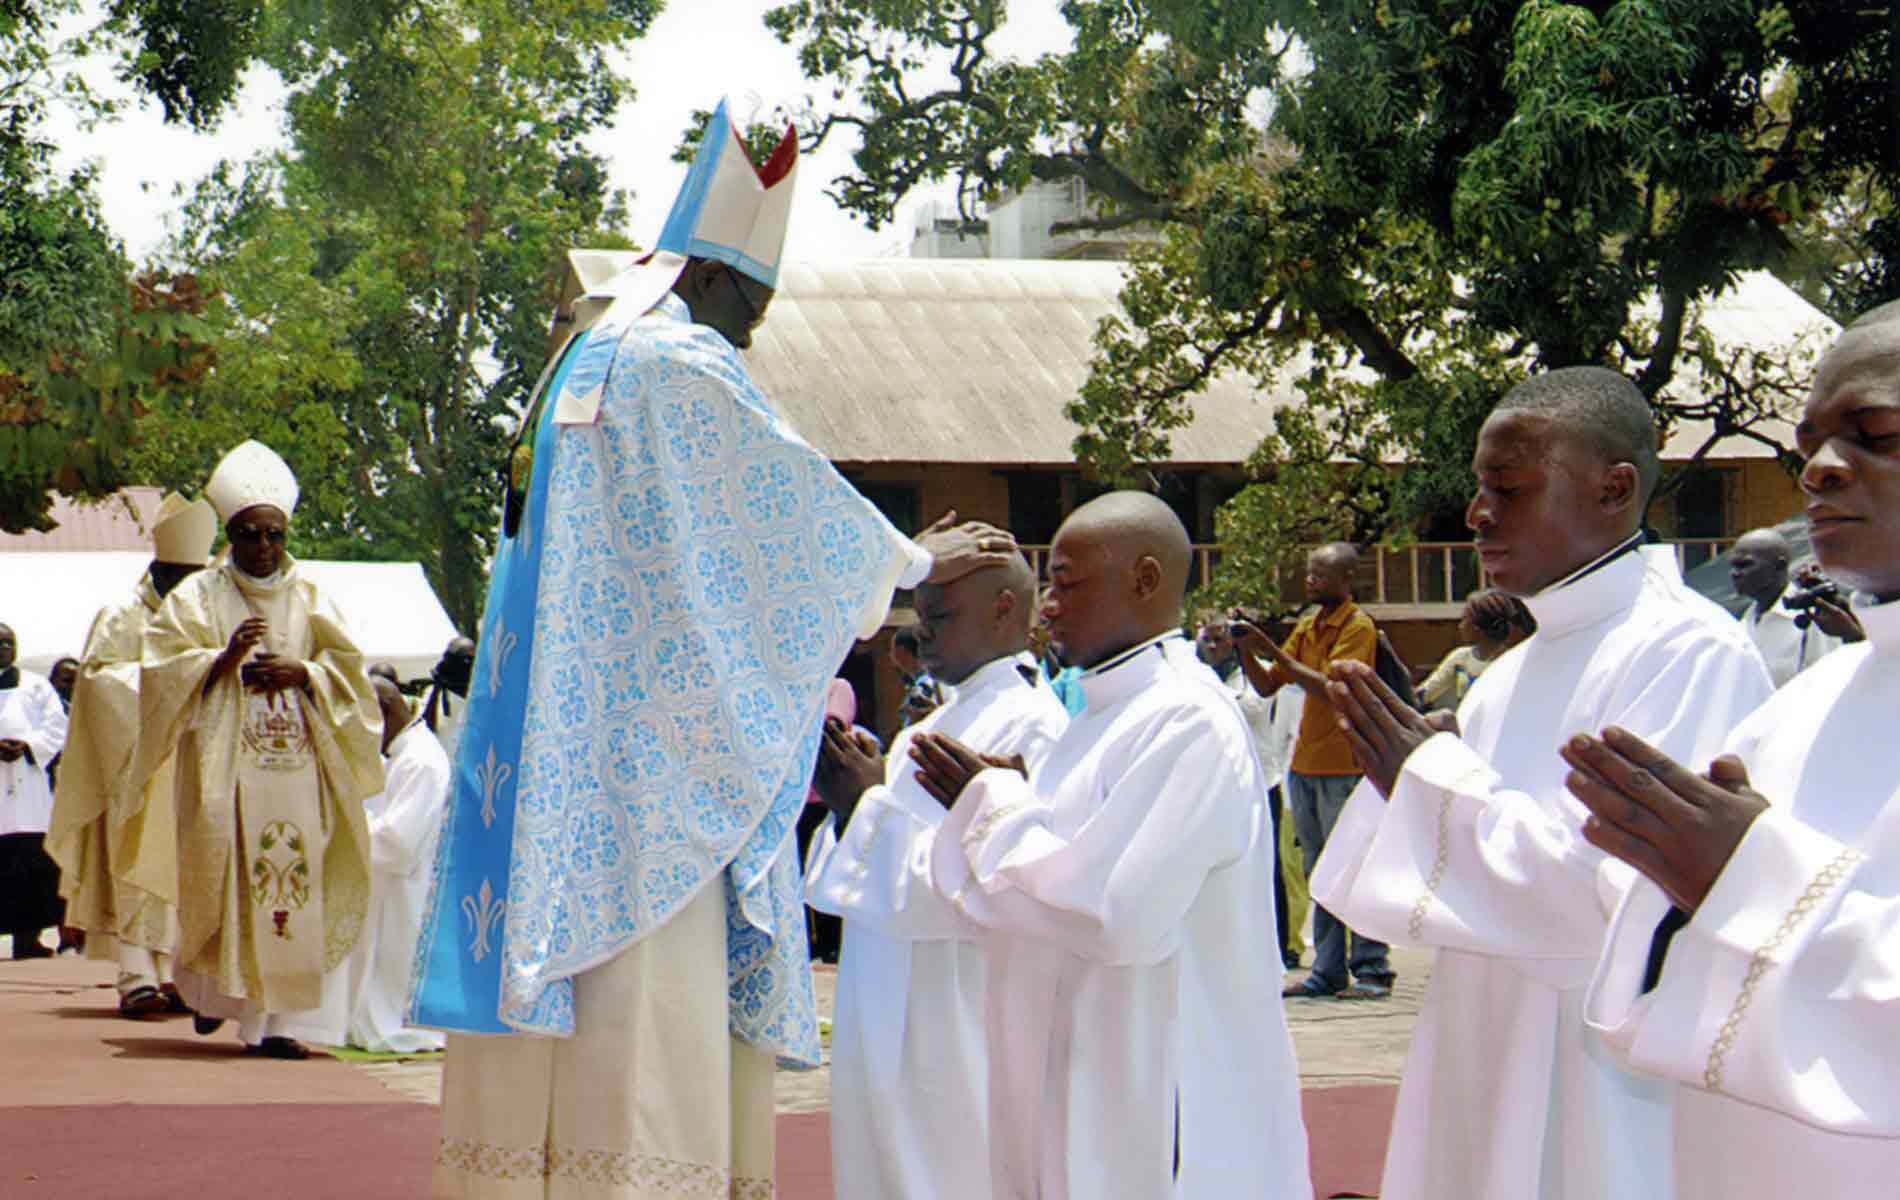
[2, 553, 461, 682]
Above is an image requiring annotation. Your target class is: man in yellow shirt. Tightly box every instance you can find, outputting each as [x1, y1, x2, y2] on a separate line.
[1235, 542, 1395, 998]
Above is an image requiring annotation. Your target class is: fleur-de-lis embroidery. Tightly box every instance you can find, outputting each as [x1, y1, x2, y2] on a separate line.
[489, 623, 519, 699]
[461, 877, 505, 963]
[476, 744, 512, 829]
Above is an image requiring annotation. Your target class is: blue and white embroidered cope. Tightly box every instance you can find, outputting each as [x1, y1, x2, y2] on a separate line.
[411, 294, 921, 1065]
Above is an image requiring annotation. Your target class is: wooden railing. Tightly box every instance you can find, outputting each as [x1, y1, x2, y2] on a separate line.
[1017, 538, 1735, 616]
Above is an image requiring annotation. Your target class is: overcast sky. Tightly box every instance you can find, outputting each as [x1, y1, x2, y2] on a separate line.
[51, 1, 1073, 265]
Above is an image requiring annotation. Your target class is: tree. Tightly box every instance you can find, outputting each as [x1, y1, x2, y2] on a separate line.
[0, 0, 256, 530]
[138, 0, 656, 630]
[769, 0, 1894, 608]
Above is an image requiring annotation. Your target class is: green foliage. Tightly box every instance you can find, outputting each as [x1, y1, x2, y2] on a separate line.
[0, 0, 269, 529]
[139, 0, 655, 630]
[774, 0, 1896, 603]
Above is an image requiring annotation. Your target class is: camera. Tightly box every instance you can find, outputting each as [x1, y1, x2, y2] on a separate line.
[1782, 573, 1846, 628]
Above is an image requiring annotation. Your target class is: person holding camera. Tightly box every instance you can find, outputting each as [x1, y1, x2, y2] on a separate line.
[1728, 527, 1858, 688]
[1232, 542, 1398, 1000]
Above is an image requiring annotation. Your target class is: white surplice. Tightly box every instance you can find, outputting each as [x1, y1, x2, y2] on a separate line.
[1586, 595, 1900, 1198]
[346, 719, 451, 1053]
[1311, 547, 1774, 1200]
[0, 672, 66, 837]
[805, 653, 1069, 1200]
[929, 635, 1311, 1200]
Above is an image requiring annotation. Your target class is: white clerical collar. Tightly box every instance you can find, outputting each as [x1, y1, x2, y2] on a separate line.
[1521, 539, 1652, 639]
[1078, 631, 1183, 713]
[1852, 593, 1900, 657]
[942, 652, 1041, 705]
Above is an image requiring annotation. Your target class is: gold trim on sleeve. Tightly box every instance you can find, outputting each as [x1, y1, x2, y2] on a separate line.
[1408, 795, 1454, 942]
[1703, 846, 1864, 1093]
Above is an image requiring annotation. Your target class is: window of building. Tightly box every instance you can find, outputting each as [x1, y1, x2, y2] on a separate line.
[845, 477, 922, 535]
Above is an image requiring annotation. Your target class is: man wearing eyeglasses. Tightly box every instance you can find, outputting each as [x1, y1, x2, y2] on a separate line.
[128, 439, 384, 1061]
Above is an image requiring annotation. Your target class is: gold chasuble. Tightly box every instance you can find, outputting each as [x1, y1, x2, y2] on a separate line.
[47, 576, 180, 957]
[132, 559, 381, 1012]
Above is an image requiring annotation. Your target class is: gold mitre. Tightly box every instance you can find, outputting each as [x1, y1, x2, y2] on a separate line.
[205, 440, 300, 524]
[151, 492, 217, 564]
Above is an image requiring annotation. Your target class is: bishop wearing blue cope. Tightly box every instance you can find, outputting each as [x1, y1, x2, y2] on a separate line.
[412, 99, 1017, 1200]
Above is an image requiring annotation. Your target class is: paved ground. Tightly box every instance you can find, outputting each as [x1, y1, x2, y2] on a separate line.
[358, 943, 1435, 1110]
[0, 940, 1432, 1197]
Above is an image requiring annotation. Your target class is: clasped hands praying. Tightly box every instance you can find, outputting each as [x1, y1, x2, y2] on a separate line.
[1325, 659, 1766, 914]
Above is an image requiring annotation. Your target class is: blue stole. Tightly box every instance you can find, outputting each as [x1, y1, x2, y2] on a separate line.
[409, 331, 586, 1033]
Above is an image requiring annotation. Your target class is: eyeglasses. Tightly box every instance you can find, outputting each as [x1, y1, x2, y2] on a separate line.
[231, 526, 287, 545]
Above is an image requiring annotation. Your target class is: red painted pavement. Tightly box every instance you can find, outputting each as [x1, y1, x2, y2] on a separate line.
[2, 958, 1395, 1198]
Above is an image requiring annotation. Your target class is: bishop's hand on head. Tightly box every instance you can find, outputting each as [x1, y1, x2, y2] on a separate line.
[1327, 659, 1443, 798]
[916, 512, 1022, 587]
[1560, 727, 1769, 914]
[908, 732, 1026, 810]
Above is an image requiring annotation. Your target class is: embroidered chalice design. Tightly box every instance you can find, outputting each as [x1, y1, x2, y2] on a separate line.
[249, 820, 311, 939]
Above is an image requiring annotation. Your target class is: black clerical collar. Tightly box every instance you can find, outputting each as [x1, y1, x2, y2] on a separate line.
[1083, 631, 1184, 679]
[1539, 530, 1647, 596]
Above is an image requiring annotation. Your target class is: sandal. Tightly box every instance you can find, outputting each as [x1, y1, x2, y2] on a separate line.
[1340, 978, 1393, 1000]
[1281, 978, 1343, 999]
[119, 985, 168, 1018]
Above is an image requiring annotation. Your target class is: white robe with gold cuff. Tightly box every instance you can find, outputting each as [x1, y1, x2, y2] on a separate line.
[1311, 548, 1773, 1200]
[133, 559, 381, 1039]
[1586, 596, 1900, 1198]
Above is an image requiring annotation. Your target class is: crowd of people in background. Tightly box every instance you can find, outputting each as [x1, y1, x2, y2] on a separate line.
[6, 89, 1900, 1200]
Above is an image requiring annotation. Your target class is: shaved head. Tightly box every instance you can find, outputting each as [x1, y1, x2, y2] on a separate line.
[373, 675, 411, 751]
[1042, 492, 1193, 668]
[1494, 366, 1661, 506]
[1728, 526, 1793, 608]
[1732, 527, 1790, 564]
[1062, 492, 1192, 599]
[912, 549, 1041, 684]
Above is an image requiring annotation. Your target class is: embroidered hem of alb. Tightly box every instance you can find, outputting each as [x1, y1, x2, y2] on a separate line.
[438, 1137, 774, 1197]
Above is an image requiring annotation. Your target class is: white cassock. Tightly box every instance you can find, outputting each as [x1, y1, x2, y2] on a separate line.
[1586, 596, 1900, 1197]
[805, 653, 1069, 1200]
[0, 671, 66, 840]
[930, 634, 1311, 1200]
[345, 719, 450, 1053]
[1311, 546, 1774, 1200]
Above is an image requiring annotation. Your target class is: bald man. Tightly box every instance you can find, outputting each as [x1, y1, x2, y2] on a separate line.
[1728, 527, 1844, 686]
[1309, 367, 1774, 1200]
[1233, 540, 1394, 998]
[805, 550, 1068, 1200]
[909, 493, 1311, 1200]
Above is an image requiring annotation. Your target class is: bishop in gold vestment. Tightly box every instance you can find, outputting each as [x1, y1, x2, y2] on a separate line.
[131, 441, 382, 1057]
[49, 493, 218, 1015]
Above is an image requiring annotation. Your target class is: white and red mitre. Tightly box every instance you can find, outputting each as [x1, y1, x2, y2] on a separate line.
[552, 97, 800, 425]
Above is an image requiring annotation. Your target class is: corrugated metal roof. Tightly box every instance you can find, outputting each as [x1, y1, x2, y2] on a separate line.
[0, 487, 166, 553]
[741, 259, 1834, 465]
